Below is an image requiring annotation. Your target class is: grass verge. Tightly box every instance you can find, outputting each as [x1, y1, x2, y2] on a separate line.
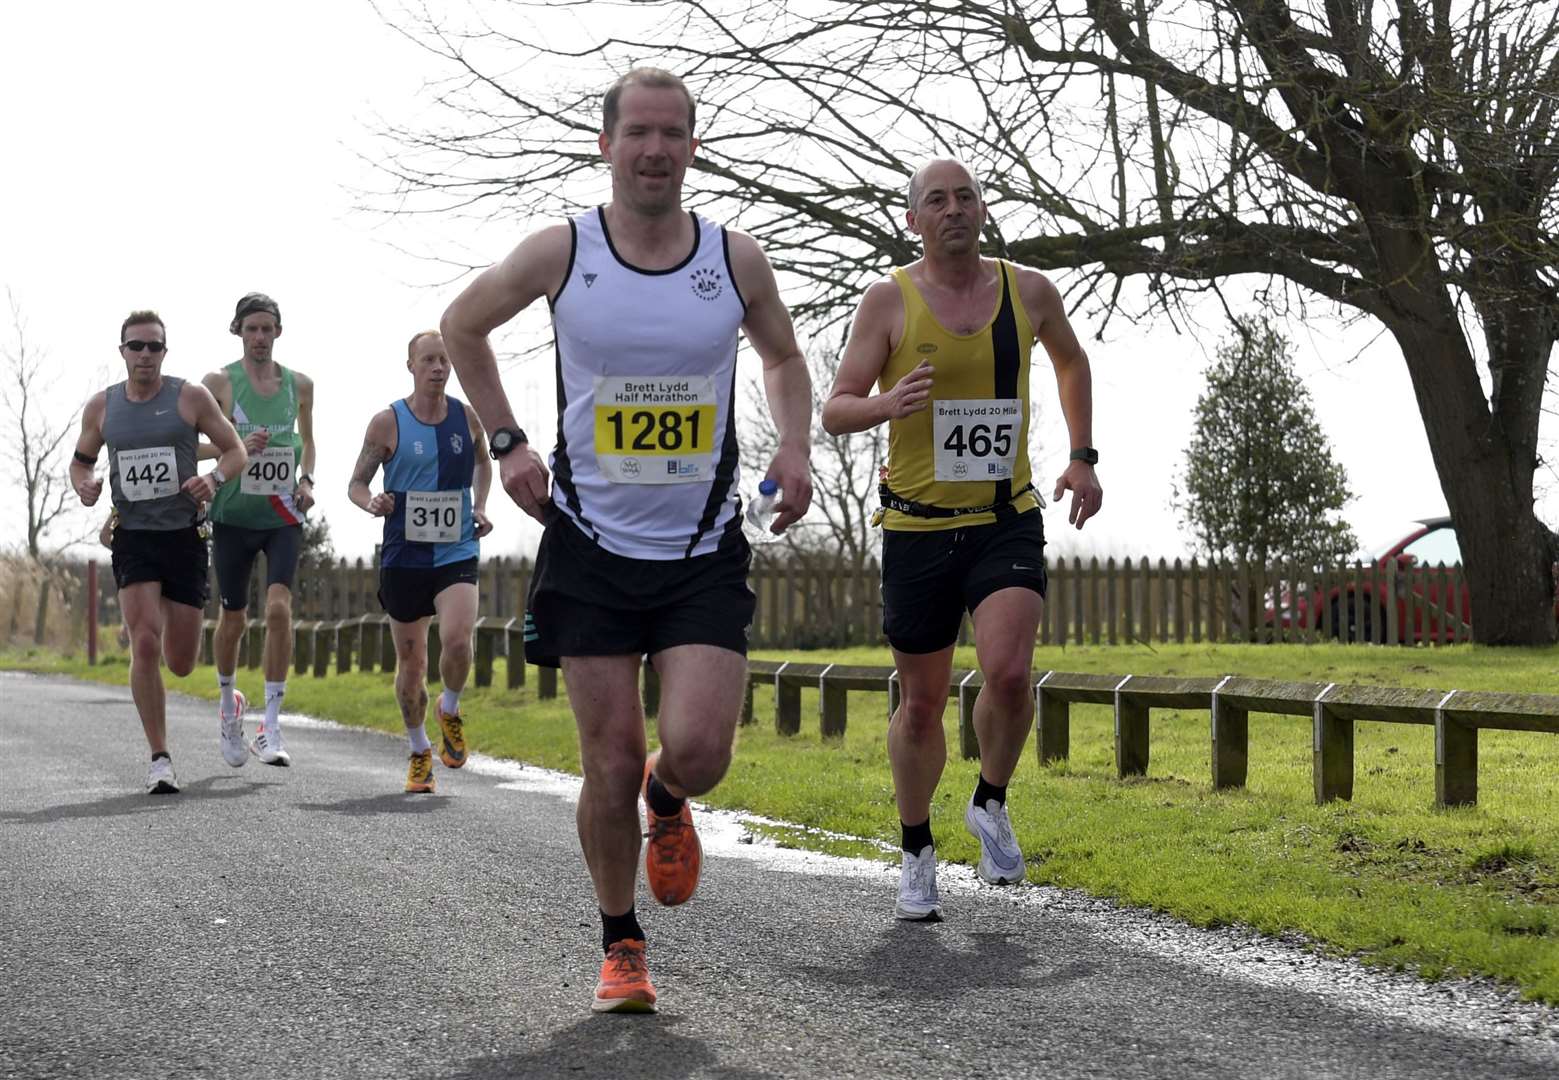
[7, 639, 1558, 1002]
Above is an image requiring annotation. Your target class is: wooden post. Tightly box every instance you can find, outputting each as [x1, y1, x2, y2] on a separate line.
[957, 670, 981, 760]
[1173, 557, 1186, 643]
[312, 622, 332, 678]
[1434, 691, 1477, 807]
[379, 617, 397, 674]
[1114, 676, 1149, 777]
[336, 619, 355, 675]
[1189, 558, 1202, 644]
[1105, 557, 1118, 645]
[1034, 673, 1068, 764]
[538, 665, 558, 699]
[740, 673, 756, 727]
[1312, 687, 1353, 803]
[358, 617, 377, 674]
[774, 662, 801, 736]
[426, 618, 442, 685]
[642, 660, 661, 719]
[245, 618, 264, 669]
[505, 618, 525, 689]
[86, 561, 99, 665]
[1210, 677, 1248, 790]
[819, 665, 847, 739]
[474, 621, 494, 688]
[203, 621, 217, 669]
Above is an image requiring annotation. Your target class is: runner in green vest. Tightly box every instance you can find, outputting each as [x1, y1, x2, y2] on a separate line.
[200, 292, 317, 768]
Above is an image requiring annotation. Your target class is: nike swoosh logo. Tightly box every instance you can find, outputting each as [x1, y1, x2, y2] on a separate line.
[1012, 563, 1035, 571]
[970, 817, 1022, 871]
[155, 409, 172, 415]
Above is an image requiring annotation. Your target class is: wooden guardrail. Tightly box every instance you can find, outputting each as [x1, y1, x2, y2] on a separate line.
[201, 617, 1555, 811]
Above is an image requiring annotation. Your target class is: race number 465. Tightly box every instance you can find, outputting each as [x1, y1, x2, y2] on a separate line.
[932, 399, 1022, 482]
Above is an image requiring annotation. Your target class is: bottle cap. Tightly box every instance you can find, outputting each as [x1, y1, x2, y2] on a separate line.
[758, 479, 779, 496]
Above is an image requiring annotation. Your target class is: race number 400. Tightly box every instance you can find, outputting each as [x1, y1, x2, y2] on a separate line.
[241, 446, 295, 497]
[932, 399, 1022, 482]
[117, 446, 179, 502]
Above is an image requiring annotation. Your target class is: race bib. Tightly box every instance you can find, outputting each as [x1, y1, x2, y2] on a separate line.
[932, 399, 1021, 482]
[117, 446, 178, 502]
[405, 490, 462, 544]
[240, 445, 295, 496]
[592, 375, 717, 484]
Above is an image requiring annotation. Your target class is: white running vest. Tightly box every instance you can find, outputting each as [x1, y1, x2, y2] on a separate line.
[548, 208, 746, 559]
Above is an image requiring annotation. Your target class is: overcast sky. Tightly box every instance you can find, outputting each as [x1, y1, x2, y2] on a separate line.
[2, 1, 1553, 566]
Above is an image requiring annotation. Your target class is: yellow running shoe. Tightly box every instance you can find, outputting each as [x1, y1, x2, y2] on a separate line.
[436, 705, 467, 769]
[642, 750, 701, 906]
[405, 749, 435, 793]
[591, 939, 657, 1013]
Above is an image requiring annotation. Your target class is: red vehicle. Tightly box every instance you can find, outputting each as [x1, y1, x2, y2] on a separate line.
[1274, 516, 1558, 643]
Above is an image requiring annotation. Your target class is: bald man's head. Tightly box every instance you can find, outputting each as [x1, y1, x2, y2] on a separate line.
[906, 158, 982, 211]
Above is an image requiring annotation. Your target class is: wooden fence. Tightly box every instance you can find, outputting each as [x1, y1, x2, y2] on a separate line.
[86, 552, 1494, 648]
[197, 608, 1557, 812]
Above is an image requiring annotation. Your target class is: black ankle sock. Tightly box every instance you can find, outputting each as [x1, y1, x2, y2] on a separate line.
[973, 774, 1007, 808]
[151, 751, 171, 763]
[601, 907, 644, 951]
[901, 818, 933, 854]
[646, 772, 685, 817]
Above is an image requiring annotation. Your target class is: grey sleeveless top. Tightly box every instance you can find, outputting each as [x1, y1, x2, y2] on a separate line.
[104, 377, 200, 530]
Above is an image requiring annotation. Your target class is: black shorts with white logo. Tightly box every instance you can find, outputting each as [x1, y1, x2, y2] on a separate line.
[111, 526, 210, 610]
[378, 558, 480, 624]
[524, 510, 755, 668]
[881, 509, 1047, 654]
[211, 523, 303, 611]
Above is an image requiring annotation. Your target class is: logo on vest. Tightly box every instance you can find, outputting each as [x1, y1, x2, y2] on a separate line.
[450, 433, 463, 455]
[690, 267, 724, 301]
[413, 440, 425, 456]
[917, 343, 938, 354]
[583, 272, 598, 288]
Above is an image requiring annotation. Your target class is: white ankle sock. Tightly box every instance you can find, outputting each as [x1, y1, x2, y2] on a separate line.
[408, 725, 432, 753]
[439, 687, 461, 716]
[263, 681, 285, 732]
[218, 674, 236, 717]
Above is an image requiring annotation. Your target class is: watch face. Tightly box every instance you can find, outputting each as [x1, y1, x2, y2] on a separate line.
[492, 430, 512, 452]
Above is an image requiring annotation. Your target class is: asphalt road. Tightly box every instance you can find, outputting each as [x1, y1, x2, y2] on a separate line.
[2, 672, 1555, 1079]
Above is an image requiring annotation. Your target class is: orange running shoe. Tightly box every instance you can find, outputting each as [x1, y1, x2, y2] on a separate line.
[642, 750, 702, 906]
[591, 938, 657, 1013]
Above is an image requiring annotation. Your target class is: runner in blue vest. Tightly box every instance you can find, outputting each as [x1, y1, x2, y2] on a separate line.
[70, 310, 247, 794]
[349, 330, 492, 793]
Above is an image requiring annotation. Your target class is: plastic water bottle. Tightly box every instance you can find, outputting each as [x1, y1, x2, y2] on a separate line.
[743, 479, 782, 545]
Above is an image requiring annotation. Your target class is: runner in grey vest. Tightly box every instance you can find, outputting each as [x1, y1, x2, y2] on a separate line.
[70, 310, 247, 796]
[103, 376, 201, 531]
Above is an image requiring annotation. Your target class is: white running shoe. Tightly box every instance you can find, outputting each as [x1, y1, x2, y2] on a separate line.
[894, 845, 943, 921]
[965, 797, 1026, 885]
[219, 690, 248, 768]
[146, 757, 179, 795]
[251, 727, 291, 767]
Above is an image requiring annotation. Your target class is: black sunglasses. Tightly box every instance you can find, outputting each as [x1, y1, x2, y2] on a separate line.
[121, 340, 167, 353]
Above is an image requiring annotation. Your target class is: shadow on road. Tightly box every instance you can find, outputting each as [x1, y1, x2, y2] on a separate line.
[0, 775, 275, 825]
[446, 1014, 775, 1079]
[295, 792, 453, 817]
[796, 923, 1098, 998]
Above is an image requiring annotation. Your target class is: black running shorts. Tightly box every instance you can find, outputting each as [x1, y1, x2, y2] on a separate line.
[111, 526, 210, 610]
[378, 558, 480, 624]
[212, 523, 303, 611]
[881, 509, 1048, 654]
[523, 510, 755, 668]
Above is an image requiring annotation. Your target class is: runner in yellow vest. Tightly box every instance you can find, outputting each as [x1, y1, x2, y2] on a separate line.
[824, 159, 1103, 921]
[200, 293, 317, 768]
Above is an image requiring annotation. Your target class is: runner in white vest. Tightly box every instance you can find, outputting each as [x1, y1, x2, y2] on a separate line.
[441, 68, 814, 1014]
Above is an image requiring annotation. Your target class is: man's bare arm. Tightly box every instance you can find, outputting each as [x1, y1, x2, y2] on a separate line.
[441, 225, 571, 440]
[468, 411, 493, 537]
[822, 280, 930, 436]
[69, 392, 108, 507]
[348, 410, 396, 515]
[1020, 268, 1101, 528]
[185, 384, 247, 504]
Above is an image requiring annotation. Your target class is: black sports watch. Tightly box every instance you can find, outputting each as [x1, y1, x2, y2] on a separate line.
[1069, 446, 1100, 466]
[489, 426, 528, 459]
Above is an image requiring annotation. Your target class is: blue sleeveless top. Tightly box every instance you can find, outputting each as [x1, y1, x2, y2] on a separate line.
[381, 397, 478, 568]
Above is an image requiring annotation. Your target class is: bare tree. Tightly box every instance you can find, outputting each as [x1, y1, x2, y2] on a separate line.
[0, 290, 86, 556]
[371, 0, 1559, 643]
